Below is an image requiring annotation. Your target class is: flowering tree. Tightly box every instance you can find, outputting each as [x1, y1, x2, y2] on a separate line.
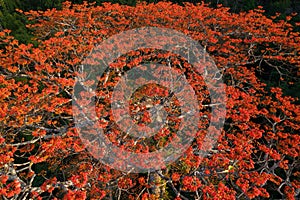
[0, 1, 299, 199]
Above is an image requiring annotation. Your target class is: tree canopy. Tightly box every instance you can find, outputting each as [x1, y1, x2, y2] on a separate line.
[0, 1, 299, 200]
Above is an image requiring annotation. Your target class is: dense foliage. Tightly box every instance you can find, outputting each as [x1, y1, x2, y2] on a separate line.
[0, 1, 299, 199]
[1, 0, 300, 42]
